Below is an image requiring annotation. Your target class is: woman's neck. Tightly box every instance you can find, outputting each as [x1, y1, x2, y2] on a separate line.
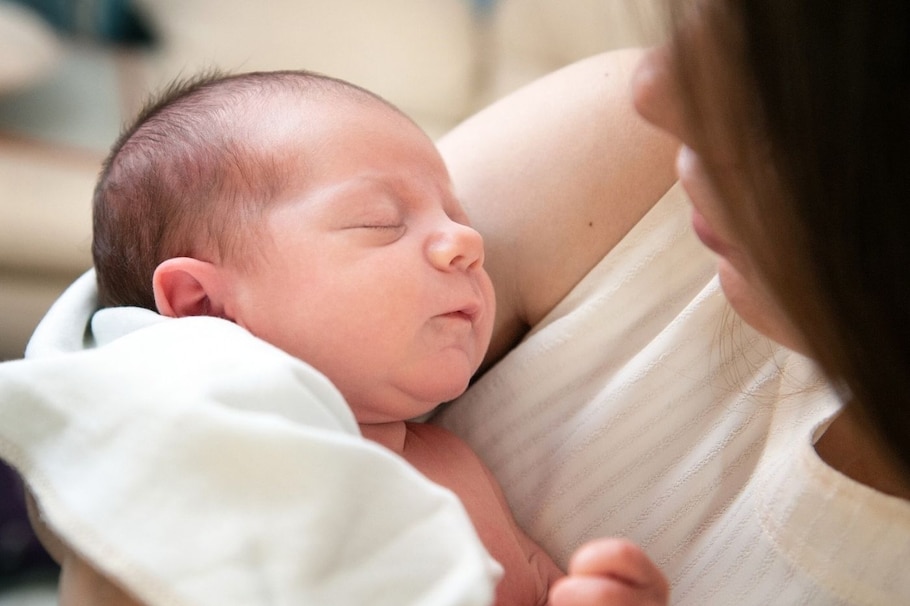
[814, 409, 910, 500]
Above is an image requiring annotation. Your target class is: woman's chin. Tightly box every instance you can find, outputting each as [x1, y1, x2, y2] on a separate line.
[717, 260, 807, 354]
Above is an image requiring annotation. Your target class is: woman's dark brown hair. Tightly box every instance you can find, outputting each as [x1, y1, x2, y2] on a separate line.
[669, 0, 910, 474]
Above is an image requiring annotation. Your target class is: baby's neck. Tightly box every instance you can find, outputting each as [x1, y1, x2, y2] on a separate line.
[359, 421, 409, 454]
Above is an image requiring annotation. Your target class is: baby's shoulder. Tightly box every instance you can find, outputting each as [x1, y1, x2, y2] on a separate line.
[404, 422, 478, 457]
[402, 422, 490, 482]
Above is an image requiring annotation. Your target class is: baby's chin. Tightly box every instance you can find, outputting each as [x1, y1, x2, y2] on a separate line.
[411, 353, 479, 400]
[426, 370, 475, 402]
[348, 378, 471, 425]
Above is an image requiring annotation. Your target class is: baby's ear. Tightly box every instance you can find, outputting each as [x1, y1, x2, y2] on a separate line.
[153, 258, 229, 318]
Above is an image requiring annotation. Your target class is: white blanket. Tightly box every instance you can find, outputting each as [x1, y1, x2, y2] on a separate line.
[0, 272, 500, 606]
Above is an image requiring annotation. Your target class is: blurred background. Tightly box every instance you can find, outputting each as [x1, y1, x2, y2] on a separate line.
[0, 0, 663, 602]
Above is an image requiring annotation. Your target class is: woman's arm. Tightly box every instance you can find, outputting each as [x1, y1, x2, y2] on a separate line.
[439, 48, 678, 368]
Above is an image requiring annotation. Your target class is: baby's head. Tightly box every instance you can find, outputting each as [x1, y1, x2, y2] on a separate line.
[94, 70, 397, 310]
[93, 70, 495, 422]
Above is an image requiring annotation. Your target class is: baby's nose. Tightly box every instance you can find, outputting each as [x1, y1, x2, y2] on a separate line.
[427, 222, 484, 272]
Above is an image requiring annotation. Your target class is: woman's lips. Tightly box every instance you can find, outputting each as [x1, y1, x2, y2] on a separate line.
[676, 146, 731, 257]
[690, 207, 729, 256]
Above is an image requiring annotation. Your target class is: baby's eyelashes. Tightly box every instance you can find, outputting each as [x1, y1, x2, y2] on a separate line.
[345, 222, 407, 245]
[358, 223, 404, 231]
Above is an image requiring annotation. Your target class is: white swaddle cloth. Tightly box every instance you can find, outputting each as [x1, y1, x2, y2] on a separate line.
[0, 272, 500, 606]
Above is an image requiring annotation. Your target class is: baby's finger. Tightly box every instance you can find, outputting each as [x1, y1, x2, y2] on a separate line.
[568, 538, 668, 601]
[549, 575, 665, 606]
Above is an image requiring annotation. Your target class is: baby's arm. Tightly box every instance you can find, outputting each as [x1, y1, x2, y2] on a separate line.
[26, 490, 145, 606]
[549, 538, 668, 606]
[57, 552, 145, 606]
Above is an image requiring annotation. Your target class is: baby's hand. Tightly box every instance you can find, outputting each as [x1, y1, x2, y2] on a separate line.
[548, 538, 668, 606]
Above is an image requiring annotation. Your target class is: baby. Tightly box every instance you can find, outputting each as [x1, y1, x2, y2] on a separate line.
[84, 69, 667, 606]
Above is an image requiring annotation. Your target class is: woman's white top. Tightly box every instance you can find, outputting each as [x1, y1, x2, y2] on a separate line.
[436, 184, 910, 605]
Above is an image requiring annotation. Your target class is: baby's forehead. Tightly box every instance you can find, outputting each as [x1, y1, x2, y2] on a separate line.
[240, 91, 401, 150]
[255, 90, 430, 155]
[260, 83, 394, 118]
[230, 84, 444, 195]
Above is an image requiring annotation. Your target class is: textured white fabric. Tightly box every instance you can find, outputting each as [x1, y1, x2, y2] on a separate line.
[0, 272, 500, 606]
[436, 184, 910, 605]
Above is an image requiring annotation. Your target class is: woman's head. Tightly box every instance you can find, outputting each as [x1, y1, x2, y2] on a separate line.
[635, 1, 910, 473]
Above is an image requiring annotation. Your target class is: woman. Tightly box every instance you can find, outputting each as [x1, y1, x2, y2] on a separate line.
[631, 3, 910, 598]
[439, 2, 910, 604]
[633, 1, 910, 490]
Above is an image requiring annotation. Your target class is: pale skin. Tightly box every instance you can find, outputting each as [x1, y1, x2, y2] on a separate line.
[28, 49, 674, 605]
[439, 49, 678, 371]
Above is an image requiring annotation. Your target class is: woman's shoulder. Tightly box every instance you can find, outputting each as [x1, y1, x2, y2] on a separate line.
[439, 49, 679, 368]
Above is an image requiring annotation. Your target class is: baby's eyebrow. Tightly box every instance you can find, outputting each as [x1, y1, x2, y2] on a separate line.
[309, 179, 404, 221]
[295, 177, 379, 209]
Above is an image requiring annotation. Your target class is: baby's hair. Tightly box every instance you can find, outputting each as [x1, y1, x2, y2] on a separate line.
[92, 68, 402, 310]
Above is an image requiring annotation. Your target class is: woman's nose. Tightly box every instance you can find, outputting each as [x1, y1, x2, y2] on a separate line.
[632, 45, 685, 142]
[427, 220, 485, 272]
